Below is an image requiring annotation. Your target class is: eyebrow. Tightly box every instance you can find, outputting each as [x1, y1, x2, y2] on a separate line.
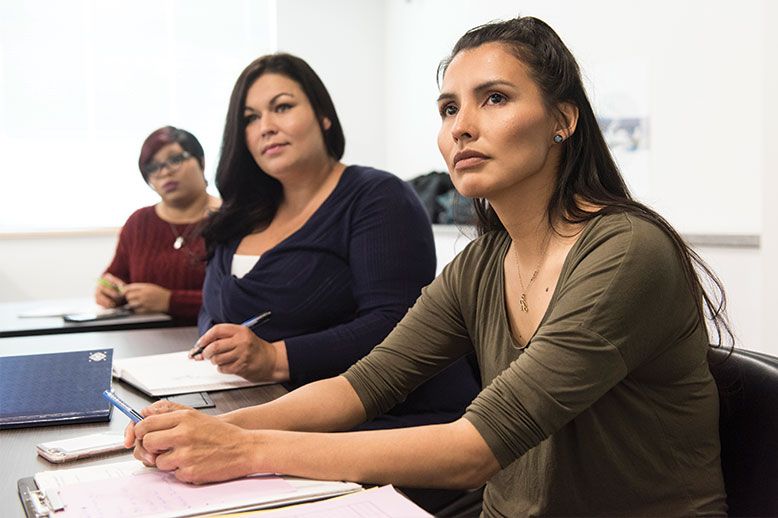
[245, 92, 295, 112]
[437, 79, 517, 103]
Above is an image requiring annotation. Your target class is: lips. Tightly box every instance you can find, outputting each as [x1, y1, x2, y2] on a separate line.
[162, 181, 179, 193]
[453, 149, 489, 171]
[261, 142, 289, 156]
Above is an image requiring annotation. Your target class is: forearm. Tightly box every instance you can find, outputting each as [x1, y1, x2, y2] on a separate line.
[246, 418, 499, 490]
[220, 376, 366, 432]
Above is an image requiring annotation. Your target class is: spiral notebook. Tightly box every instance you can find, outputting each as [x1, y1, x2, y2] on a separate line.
[0, 349, 113, 429]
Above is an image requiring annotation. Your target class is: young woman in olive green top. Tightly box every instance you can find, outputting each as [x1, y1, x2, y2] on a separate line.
[126, 17, 731, 516]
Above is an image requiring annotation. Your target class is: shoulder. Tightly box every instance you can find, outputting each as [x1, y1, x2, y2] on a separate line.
[341, 165, 426, 216]
[342, 165, 412, 195]
[588, 212, 676, 257]
[122, 205, 159, 229]
[573, 211, 682, 281]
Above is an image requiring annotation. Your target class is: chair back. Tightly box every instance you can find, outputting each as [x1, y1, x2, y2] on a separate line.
[708, 347, 778, 517]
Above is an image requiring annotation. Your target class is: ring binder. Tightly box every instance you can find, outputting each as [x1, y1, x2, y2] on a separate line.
[18, 477, 64, 517]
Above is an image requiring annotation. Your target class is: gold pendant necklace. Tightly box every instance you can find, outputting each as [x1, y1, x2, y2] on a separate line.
[513, 235, 550, 313]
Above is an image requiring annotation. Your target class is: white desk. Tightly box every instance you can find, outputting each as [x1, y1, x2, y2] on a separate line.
[0, 298, 174, 338]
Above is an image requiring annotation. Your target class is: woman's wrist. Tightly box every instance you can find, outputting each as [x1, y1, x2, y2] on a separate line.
[240, 429, 272, 475]
[160, 287, 172, 312]
[269, 340, 290, 383]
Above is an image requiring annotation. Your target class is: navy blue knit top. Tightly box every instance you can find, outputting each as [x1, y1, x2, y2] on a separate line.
[200, 165, 480, 429]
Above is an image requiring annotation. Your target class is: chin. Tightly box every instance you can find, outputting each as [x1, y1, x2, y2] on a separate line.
[450, 176, 491, 200]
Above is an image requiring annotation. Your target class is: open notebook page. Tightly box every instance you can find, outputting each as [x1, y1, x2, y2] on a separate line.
[112, 351, 272, 396]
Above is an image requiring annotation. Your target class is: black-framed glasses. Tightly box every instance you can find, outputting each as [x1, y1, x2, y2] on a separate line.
[142, 151, 193, 178]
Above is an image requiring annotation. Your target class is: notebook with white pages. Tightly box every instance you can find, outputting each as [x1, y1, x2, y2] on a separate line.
[112, 351, 272, 396]
[19, 460, 362, 518]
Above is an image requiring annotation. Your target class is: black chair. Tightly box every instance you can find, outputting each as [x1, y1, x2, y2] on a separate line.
[708, 347, 778, 517]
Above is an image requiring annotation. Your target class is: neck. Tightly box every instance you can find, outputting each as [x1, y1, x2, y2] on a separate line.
[490, 174, 556, 262]
[279, 157, 343, 215]
[159, 191, 211, 223]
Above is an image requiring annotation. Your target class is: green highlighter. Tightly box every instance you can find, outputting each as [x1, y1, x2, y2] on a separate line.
[97, 277, 123, 293]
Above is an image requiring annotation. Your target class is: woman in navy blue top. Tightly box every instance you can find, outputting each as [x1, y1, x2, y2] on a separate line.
[194, 53, 479, 431]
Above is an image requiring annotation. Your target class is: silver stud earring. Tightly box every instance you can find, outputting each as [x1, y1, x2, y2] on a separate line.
[553, 134, 564, 144]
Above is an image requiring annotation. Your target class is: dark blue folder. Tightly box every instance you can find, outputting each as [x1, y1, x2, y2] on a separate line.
[0, 349, 113, 429]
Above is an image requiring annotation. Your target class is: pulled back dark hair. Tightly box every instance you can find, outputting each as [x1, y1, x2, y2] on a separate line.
[440, 16, 733, 350]
[201, 53, 345, 258]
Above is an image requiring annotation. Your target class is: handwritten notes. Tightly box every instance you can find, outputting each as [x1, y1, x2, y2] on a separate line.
[56, 471, 293, 517]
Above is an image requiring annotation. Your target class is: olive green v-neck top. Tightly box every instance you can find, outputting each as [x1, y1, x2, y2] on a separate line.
[343, 213, 726, 516]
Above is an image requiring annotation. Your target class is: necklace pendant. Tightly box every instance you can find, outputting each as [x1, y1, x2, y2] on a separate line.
[519, 293, 529, 312]
[173, 236, 184, 250]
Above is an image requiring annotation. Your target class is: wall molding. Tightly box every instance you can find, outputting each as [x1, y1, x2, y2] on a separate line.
[432, 225, 761, 249]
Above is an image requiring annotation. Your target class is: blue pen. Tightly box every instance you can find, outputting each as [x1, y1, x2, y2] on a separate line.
[102, 390, 144, 423]
[188, 310, 272, 358]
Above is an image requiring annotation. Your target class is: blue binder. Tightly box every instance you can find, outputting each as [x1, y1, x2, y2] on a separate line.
[0, 349, 113, 429]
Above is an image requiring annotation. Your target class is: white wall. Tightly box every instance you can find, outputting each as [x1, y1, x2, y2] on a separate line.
[276, 0, 387, 169]
[762, 0, 778, 356]
[0, 233, 116, 301]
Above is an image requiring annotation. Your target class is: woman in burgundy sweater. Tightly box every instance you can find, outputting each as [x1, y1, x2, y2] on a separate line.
[96, 126, 220, 323]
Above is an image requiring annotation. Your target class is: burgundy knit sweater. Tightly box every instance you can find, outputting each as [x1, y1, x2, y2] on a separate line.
[105, 205, 206, 323]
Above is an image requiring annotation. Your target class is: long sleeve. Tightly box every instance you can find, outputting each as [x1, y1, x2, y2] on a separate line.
[168, 289, 204, 322]
[284, 174, 436, 385]
[104, 221, 132, 282]
[342, 244, 476, 419]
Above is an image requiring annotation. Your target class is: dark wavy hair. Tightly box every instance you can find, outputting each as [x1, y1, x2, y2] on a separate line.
[138, 126, 205, 183]
[201, 53, 345, 258]
[439, 16, 733, 350]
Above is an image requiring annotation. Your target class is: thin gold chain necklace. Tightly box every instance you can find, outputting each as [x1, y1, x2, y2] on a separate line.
[513, 235, 551, 313]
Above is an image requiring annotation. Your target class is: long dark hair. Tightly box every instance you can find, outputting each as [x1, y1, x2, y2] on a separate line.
[201, 53, 346, 258]
[440, 16, 733, 349]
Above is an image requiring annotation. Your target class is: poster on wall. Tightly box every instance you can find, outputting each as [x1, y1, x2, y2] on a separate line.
[586, 60, 651, 202]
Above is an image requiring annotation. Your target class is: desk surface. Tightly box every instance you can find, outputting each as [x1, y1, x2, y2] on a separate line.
[0, 298, 175, 338]
[0, 327, 287, 517]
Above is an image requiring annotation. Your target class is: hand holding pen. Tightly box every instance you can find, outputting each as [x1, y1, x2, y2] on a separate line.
[189, 311, 281, 382]
[102, 390, 143, 423]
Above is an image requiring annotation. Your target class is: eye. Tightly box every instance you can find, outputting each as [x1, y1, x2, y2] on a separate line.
[439, 103, 458, 118]
[275, 103, 293, 113]
[485, 92, 507, 106]
[168, 154, 185, 166]
[243, 113, 258, 125]
[142, 163, 161, 176]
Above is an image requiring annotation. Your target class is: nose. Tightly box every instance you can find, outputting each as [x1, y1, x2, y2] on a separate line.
[450, 104, 477, 143]
[152, 163, 175, 180]
[259, 114, 278, 138]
